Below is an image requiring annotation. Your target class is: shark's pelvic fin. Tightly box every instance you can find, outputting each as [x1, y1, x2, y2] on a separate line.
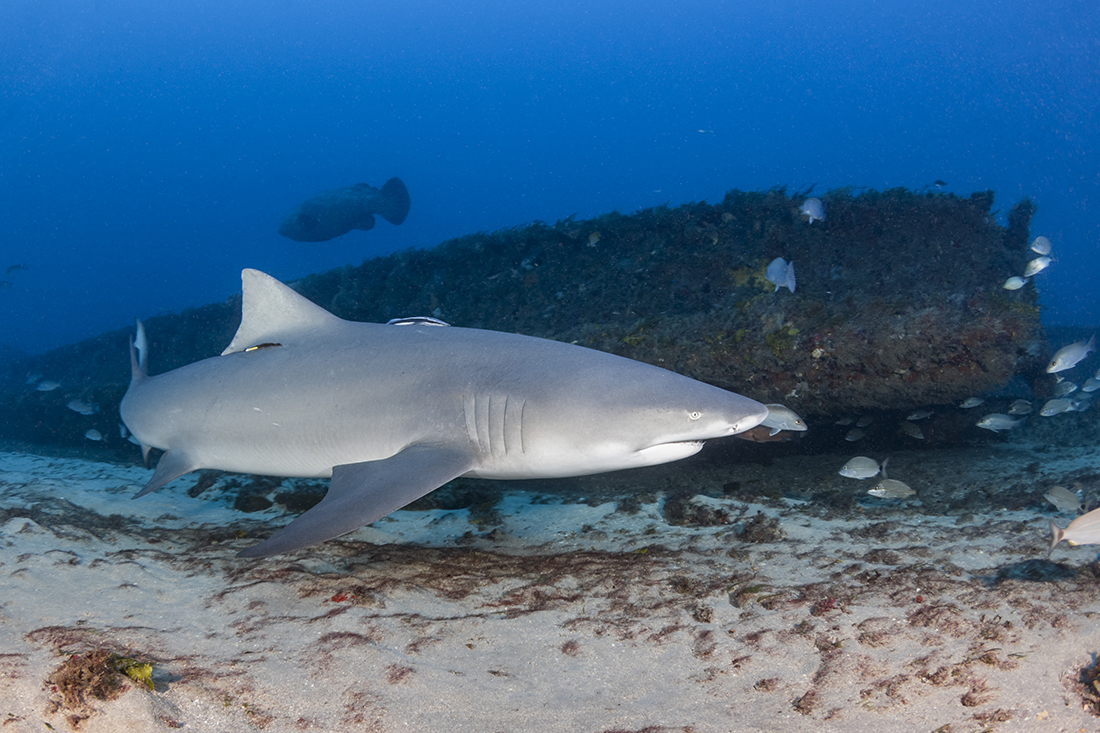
[132, 449, 203, 498]
[237, 443, 476, 558]
[222, 269, 345, 355]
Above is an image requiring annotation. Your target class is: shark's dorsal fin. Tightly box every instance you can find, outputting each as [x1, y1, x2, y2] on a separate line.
[222, 269, 344, 355]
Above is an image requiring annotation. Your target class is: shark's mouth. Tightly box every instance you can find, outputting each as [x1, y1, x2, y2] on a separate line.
[635, 440, 705, 465]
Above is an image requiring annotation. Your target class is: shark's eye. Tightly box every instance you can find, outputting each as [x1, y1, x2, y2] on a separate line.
[688, 411, 702, 421]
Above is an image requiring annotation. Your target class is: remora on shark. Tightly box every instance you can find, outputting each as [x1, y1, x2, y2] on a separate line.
[120, 269, 768, 558]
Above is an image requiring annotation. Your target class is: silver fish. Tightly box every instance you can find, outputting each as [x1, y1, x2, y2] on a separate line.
[1082, 377, 1100, 393]
[800, 198, 825, 224]
[844, 428, 865, 442]
[868, 478, 915, 499]
[84, 429, 103, 441]
[856, 415, 874, 428]
[976, 413, 1022, 431]
[1008, 399, 1033, 415]
[1046, 335, 1095, 373]
[1002, 276, 1029, 290]
[1039, 398, 1072, 417]
[66, 399, 98, 416]
[900, 421, 924, 439]
[1031, 236, 1052, 255]
[1053, 380, 1078, 397]
[839, 456, 883, 479]
[36, 380, 60, 392]
[906, 409, 933, 420]
[1044, 485, 1083, 514]
[760, 404, 808, 435]
[1071, 396, 1093, 412]
[959, 397, 985, 408]
[1048, 506, 1100, 557]
[765, 257, 796, 293]
[1023, 256, 1052, 277]
[834, 417, 854, 426]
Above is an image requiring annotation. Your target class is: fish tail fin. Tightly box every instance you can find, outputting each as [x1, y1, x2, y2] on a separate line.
[1047, 519, 1066, 558]
[130, 319, 148, 382]
[881, 455, 890, 479]
[787, 262, 796, 293]
[376, 177, 410, 225]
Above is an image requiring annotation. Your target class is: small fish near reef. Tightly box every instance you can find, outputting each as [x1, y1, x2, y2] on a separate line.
[759, 404, 807, 436]
[868, 478, 915, 500]
[839, 456, 883, 479]
[900, 421, 924, 440]
[121, 269, 769, 557]
[1052, 380, 1077, 397]
[1002, 276, 1029, 291]
[976, 413, 1023, 432]
[765, 257, 796, 293]
[66, 399, 99, 415]
[1044, 485, 1083, 514]
[799, 198, 824, 224]
[1047, 506, 1100, 558]
[1046, 335, 1095, 374]
[1022, 256, 1052, 278]
[959, 397, 985, 409]
[1030, 236, 1052, 255]
[278, 177, 410, 242]
[1039, 398, 1072, 417]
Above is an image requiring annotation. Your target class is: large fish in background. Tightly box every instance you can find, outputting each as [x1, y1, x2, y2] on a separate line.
[278, 177, 410, 242]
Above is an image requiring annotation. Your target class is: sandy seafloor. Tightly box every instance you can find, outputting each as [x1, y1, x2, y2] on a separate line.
[2, 439, 1100, 733]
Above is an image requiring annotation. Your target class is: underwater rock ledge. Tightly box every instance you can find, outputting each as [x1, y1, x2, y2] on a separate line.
[0, 187, 1044, 447]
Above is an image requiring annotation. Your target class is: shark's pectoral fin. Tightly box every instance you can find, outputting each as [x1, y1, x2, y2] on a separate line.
[132, 449, 202, 499]
[237, 443, 476, 559]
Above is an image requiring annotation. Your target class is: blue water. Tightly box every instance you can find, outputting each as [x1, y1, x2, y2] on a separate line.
[1, 0, 1096, 355]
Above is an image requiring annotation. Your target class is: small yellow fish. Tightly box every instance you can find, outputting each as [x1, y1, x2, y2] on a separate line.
[588, 232, 601, 247]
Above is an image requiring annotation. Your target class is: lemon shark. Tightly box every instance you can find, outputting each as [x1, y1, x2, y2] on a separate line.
[120, 269, 768, 558]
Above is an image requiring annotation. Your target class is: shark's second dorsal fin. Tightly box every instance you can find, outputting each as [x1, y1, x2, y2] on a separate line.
[222, 269, 344, 355]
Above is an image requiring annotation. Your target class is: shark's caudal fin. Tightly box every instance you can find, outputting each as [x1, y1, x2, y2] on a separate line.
[221, 269, 345, 355]
[237, 443, 475, 558]
[375, 176, 410, 226]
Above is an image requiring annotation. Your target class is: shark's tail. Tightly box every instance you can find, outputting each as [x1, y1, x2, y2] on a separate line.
[376, 177, 410, 226]
[130, 318, 149, 382]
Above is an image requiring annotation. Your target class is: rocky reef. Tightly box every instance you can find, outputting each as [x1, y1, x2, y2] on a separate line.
[0, 187, 1046, 448]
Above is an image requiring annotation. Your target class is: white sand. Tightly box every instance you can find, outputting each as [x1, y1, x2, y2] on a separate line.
[2, 447, 1100, 732]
